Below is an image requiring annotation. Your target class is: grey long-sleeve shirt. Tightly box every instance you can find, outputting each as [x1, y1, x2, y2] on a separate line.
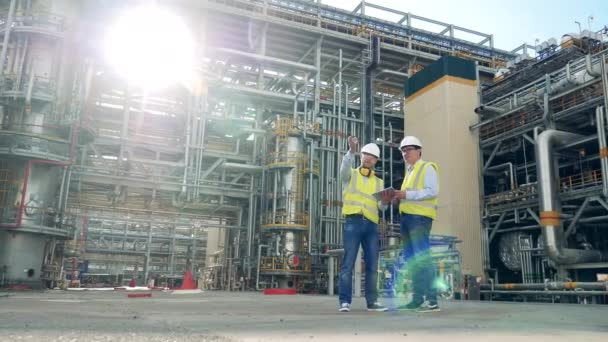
[340, 151, 388, 212]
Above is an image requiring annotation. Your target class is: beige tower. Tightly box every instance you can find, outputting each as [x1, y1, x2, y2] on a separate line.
[404, 56, 482, 276]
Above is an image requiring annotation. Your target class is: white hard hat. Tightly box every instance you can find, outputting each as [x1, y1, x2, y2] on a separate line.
[361, 143, 380, 158]
[399, 136, 422, 149]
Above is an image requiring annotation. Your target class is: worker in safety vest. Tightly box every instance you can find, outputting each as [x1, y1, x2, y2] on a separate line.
[338, 136, 391, 313]
[393, 136, 441, 312]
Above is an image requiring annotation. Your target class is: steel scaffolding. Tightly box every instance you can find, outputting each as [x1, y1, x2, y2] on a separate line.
[1, 0, 521, 291]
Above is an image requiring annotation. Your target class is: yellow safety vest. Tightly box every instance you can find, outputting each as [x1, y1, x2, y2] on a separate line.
[342, 168, 383, 224]
[399, 160, 439, 220]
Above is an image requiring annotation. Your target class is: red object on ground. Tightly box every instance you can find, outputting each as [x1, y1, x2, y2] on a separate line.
[127, 293, 152, 298]
[263, 288, 297, 295]
[129, 278, 136, 287]
[4, 284, 32, 291]
[178, 271, 197, 290]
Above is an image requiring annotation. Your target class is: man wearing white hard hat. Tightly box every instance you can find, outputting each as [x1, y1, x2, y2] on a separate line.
[337, 136, 391, 313]
[393, 136, 440, 312]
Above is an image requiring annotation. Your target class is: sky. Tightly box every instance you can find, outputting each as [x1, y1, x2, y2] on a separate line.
[320, 0, 608, 52]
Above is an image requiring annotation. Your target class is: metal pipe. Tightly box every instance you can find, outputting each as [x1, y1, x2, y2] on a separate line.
[304, 72, 309, 139]
[474, 105, 506, 115]
[63, 165, 73, 214]
[470, 99, 536, 130]
[308, 142, 314, 253]
[335, 50, 343, 245]
[192, 96, 203, 196]
[602, 57, 608, 154]
[16, 36, 28, 94]
[375, 69, 409, 78]
[596, 57, 608, 192]
[223, 84, 296, 101]
[313, 37, 322, 122]
[596, 106, 608, 197]
[481, 290, 607, 296]
[535, 129, 606, 264]
[182, 97, 193, 197]
[0, 0, 16, 84]
[585, 54, 601, 77]
[246, 176, 255, 278]
[215, 47, 317, 72]
[247, 18, 255, 51]
[292, 82, 299, 121]
[389, 122, 394, 223]
[25, 66, 35, 109]
[57, 166, 68, 217]
[481, 281, 607, 290]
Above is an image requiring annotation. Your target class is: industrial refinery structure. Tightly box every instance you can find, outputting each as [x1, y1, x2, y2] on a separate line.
[1, 0, 607, 306]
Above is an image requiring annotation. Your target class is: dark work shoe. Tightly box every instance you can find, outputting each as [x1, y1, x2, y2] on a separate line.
[397, 301, 423, 311]
[366, 302, 388, 312]
[416, 300, 440, 312]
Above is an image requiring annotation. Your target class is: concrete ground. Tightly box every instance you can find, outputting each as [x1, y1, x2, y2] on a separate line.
[0, 291, 606, 342]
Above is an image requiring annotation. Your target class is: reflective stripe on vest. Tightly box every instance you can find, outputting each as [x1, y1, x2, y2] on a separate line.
[342, 169, 383, 223]
[399, 161, 439, 220]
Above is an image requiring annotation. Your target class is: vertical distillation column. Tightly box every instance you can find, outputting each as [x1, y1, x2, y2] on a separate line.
[260, 118, 318, 289]
[0, 0, 89, 288]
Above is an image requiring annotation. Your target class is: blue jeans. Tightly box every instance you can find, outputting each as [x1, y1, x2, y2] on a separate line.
[400, 214, 435, 303]
[338, 216, 380, 305]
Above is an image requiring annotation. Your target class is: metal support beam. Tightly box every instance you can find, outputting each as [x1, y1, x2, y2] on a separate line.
[438, 26, 450, 36]
[230, 172, 246, 185]
[483, 141, 502, 170]
[526, 208, 540, 224]
[478, 36, 491, 46]
[200, 158, 225, 181]
[523, 134, 536, 145]
[488, 212, 506, 243]
[564, 197, 591, 237]
[596, 197, 608, 212]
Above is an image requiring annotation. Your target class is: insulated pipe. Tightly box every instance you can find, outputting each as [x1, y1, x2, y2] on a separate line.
[196, 96, 207, 196]
[389, 122, 394, 224]
[336, 49, 343, 243]
[480, 281, 607, 291]
[603, 57, 608, 149]
[25, 66, 35, 110]
[247, 19, 255, 51]
[0, 0, 16, 81]
[215, 47, 317, 72]
[596, 106, 608, 197]
[304, 72, 309, 139]
[375, 69, 409, 78]
[474, 105, 506, 115]
[182, 97, 193, 198]
[586, 54, 601, 77]
[57, 166, 68, 215]
[308, 142, 314, 253]
[481, 290, 607, 296]
[470, 100, 536, 130]
[246, 177, 255, 277]
[535, 129, 606, 264]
